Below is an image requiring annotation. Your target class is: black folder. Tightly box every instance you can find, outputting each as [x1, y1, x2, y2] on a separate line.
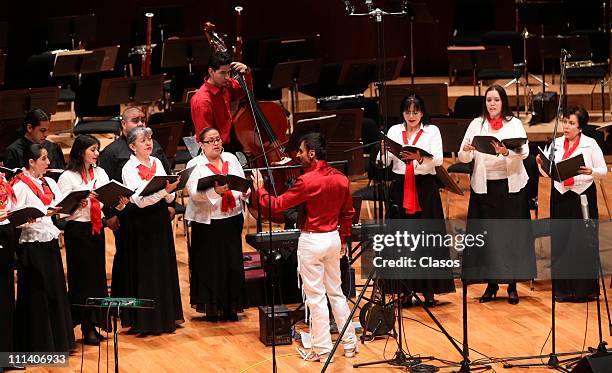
[94, 180, 135, 207]
[472, 136, 527, 155]
[175, 165, 196, 191]
[138, 175, 179, 197]
[54, 189, 90, 214]
[197, 174, 252, 193]
[8, 206, 46, 227]
[537, 147, 586, 182]
[382, 133, 433, 159]
[0, 166, 22, 180]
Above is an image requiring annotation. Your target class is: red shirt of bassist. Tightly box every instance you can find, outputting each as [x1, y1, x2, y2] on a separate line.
[190, 51, 252, 146]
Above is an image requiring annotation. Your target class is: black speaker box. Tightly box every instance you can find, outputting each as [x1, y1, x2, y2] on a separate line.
[571, 353, 612, 372]
[258, 305, 293, 346]
[531, 91, 558, 124]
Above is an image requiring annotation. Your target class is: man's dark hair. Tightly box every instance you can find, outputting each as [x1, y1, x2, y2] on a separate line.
[22, 108, 49, 133]
[208, 51, 232, 71]
[299, 132, 327, 160]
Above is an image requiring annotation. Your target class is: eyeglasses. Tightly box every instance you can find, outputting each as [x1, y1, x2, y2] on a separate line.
[404, 111, 421, 117]
[202, 137, 222, 144]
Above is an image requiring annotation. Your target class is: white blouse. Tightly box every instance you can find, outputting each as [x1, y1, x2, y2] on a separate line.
[121, 155, 175, 208]
[0, 175, 12, 227]
[57, 166, 110, 222]
[12, 171, 62, 243]
[458, 116, 530, 194]
[376, 123, 444, 175]
[185, 152, 248, 224]
[539, 134, 607, 195]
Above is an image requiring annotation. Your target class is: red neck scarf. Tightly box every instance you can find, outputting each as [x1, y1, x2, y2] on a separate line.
[0, 175, 16, 207]
[13, 173, 54, 206]
[137, 160, 157, 181]
[562, 134, 581, 187]
[206, 161, 236, 213]
[82, 167, 103, 235]
[487, 115, 504, 131]
[401, 128, 424, 215]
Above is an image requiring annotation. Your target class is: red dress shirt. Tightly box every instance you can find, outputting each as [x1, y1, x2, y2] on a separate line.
[190, 73, 253, 143]
[255, 160, 355, 241]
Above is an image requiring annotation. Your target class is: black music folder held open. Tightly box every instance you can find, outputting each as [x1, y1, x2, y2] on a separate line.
[94, 180, 135, 207]
[197, 174, 251, 193]
[8, 206, 47, 227]
[54, 189, 91, 214]
[0, 166, 22, 180]
[139, 175, 179, 197]
[537, 147, 586, 182]
[175, 165, 196, 191]
[472, 136, 527, 155]
[382, 133, 434, 159]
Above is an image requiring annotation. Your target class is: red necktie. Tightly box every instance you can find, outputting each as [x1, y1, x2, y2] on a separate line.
[562, 134, 581, 187]
[206, 161, 236, 213]
[488, 115, 503, 130]
[83, 167, 103, 235]
[401, 129, 423, 215]
[13, 174, 54, 206]
[137, 161, 157, 181]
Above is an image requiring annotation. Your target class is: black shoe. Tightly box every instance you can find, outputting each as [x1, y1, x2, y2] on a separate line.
[94, 329, 108, 341]
[204, 315, 218, 322]
[424, 293, 436, 308]
[83, 334, 100, 346]
[479, 283, 499, 303]
[507, 285, 519, 305]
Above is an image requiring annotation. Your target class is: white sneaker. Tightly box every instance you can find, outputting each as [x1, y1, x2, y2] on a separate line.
[297, 347, 334, 363]
[344, 347, 358, 358]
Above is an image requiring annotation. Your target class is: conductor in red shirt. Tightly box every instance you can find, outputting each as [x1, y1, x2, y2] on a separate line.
[252, 133, 358, 362]
[190, 50, 252, 153]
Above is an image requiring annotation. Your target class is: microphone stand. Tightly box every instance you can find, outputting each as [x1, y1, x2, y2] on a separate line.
[236, 71, 280, 373]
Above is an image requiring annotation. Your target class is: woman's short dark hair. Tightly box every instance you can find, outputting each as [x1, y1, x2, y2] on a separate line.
[299, 132, 327, 160]
[23, 143, 46, 168]
[198, 127, 220, 142]
[480, 84, 514, 121]
[67, 135, 100, 174]
[208, 51, 232, 71]
[400, 94, 430, 126]
[22, 108, 49, 133]
[564, 106, 589, 129]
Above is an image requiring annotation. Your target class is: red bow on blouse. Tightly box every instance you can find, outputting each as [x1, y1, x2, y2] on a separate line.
[206, 161, 236, 213]
[487, 116, 504, 131]
[13, 173, 54, 206]
[137, 161, 157, 181]
[82, 167, 103, 235]
[401, 129, 423, 215]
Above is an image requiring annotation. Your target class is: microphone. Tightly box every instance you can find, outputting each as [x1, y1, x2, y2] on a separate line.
[561, 48, 572, 58]
[580, 194, 589, 221]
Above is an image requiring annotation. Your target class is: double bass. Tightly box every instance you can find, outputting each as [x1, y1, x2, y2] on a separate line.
[203, 22, 299, 222]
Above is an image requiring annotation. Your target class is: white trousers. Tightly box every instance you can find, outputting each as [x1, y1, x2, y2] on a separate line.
[297, 231, 357, 355]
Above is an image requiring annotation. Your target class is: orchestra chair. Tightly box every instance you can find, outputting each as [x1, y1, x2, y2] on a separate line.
[72, 72, 121, 136]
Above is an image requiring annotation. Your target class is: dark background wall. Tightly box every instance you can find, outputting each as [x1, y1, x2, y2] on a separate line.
[3, 0, 523, 88]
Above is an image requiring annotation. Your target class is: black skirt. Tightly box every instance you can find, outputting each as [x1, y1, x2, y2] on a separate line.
[64, 221, 110, 330]
[190, 214, 246, 315]
[550, 183, 599, 301]
[462, 179, 536, 283]
[388, 173, 455, 294]
[112, 202, 184, 333]
[0, 224, 16, 355]
[14, 239, 75, 352]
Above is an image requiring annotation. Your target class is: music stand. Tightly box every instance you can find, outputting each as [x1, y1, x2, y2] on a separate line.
[83, 297, 155, 373]
[47, 14, 97, 50]
[447, 45, 485, 94]
[52, 49, 106, 77]
[406, 2, 436, 84]
[0, 87, 60, 121]
[161, 36, 210, 75]
[270, 59, 321, 118]
[98, 75, 164, 106]
[338, 57, 404, 94]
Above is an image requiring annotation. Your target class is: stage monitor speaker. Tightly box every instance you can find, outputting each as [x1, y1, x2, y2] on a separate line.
[530, 91, 558, 124]
[258, 305, 293, 346]
[571, 353, 612, 372]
